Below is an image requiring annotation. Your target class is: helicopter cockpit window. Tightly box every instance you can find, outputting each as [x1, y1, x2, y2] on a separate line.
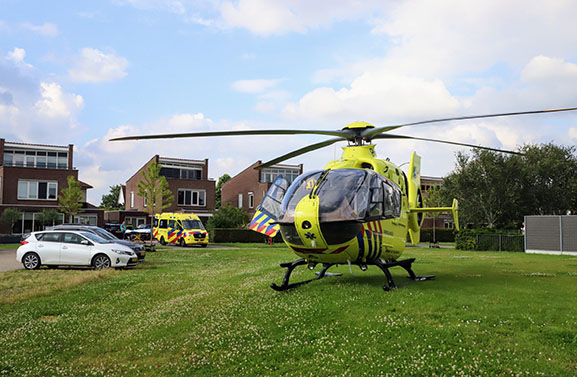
[260, 175, 290, 219]
[383, 181, 402, 218]
[279, 170, 323, 222]
[316, 169, 371, 222]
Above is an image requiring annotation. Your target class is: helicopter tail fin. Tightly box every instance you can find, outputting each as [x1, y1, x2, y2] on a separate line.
[407, 152, 423, 244]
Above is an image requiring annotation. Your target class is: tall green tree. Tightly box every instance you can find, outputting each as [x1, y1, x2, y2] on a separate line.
[100, 184, 124, 210]
[215, 174, 231, 209]
[442, 143, 577, 229]
[1, 208, 22, 233]
[59, 176, 84, 223]
[136, 161, 174, 217]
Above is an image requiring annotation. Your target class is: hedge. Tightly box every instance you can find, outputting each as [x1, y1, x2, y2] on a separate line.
[419, 228, 455, 243]
[211, 228, 283, 243]
[0, 234, 21, 243]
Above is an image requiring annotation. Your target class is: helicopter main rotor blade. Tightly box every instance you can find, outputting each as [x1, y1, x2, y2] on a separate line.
[110, 129, 352, 141]
[256, 137, 344, 170]
[374, 134, 524, 155]
[363, 106, 577, 140]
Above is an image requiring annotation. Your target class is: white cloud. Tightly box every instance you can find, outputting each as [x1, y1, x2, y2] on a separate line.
[521, 56, 577, 83]
[370, 0, 577, 79]
[7, 48, 26, 63]
[0, 49, 85, 143]
[69, 48, 129, 83]
[220, 0, 390, 35]
[283, 72, 460, 124]
[113, 0, 187, 14]
[231, 78, 284, 93]
[20, 22, 59, 37]
[221, 0, 304, 35]
[35, 82, 84, 119]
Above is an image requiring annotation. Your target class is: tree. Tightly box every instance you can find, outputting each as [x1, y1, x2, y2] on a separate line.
[1, 208, 22, 234]
[207, 206, 249, 229]
[442, 143, 577, 229]
[215, 174, 231, 209]
[35, 209, 61, 228]
[100, 184, 124, 210]
[59, 176, 84, 223]
[136, 161, 174, 217]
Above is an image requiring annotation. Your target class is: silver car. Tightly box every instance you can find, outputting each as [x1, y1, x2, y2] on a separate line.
[17, 230, 138, 270]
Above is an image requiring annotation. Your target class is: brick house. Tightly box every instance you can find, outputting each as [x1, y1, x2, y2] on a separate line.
[221, 161, 303, 218]
[123, 155, 215, 224]
[420, 175, 454, 230]
[0, 139, 103, 234]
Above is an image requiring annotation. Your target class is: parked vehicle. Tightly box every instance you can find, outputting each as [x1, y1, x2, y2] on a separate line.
[126, 223, 153, 241]
[103, 223, 133, 238]
[17, 230, 138, 270]
[48, 224, 146, 261]
[153, 212, 208, 247]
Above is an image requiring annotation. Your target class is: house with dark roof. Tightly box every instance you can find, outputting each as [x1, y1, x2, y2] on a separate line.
[221, 161, 303, 218]
[0, 138, 103, 234]
[121, 155, 216, 224]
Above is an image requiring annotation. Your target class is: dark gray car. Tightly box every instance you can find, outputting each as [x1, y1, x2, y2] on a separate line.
[47, 224, 145, 261]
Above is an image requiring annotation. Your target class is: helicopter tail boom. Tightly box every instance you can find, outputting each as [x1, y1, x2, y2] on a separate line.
[409, 198, 460, 231]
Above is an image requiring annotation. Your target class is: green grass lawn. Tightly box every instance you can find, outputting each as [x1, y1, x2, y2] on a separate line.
[1, 244, 576, 376]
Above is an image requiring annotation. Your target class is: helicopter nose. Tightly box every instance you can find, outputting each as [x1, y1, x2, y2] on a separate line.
[293, 197, 327, 250]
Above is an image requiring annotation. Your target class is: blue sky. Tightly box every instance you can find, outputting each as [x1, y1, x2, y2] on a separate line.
[2, 0, 577, 204]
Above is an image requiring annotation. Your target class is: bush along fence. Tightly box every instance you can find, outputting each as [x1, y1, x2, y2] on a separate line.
[455, 230, 524, 252]
[211, 228, 283, 243]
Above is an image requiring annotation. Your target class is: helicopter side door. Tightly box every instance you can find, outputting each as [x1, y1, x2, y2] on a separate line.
[249, 175, 290, 237]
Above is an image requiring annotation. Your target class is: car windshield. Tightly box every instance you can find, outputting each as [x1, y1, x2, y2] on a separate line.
[80, 231, 111, 244]
[92, 228, 117, 240]
[182, 219, 205, 230]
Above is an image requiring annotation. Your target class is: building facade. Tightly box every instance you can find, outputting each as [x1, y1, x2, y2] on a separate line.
[221, 161, 303, 218]
[0, 139, 103, 234]
[124, 155, 216, 224]
[420, 175, 454, 229]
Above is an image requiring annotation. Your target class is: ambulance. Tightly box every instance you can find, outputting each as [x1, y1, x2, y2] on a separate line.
[153, 212, 209, 247]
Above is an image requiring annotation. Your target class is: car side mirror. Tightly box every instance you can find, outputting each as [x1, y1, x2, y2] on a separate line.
[81, 240, 91, 246]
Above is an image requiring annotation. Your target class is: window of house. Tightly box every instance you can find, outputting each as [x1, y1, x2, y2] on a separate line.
[177, 189, 206, 206]
[260, 168, 300, 184]
[130, 192, 134, 208]
[248, 192, 254, 209]
[17, 180, 58, 200]
[4, 149, 68, 169]
[238, 193, 243, 208]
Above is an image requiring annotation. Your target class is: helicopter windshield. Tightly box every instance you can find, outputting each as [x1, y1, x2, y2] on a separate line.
[279, 169, 401, 223]
[316, 169, 371, 222]
[278, 170, 324, 222]
[259, 175, 290, 219]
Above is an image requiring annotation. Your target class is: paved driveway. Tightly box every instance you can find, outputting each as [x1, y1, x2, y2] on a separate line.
[0, 249, 21, 272]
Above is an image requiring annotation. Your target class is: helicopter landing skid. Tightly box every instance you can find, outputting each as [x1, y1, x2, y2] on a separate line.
[374, 258, 435, 291]
[270, 258, 339, 291]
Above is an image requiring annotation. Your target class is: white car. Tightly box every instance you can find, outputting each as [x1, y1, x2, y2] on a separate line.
[17, 230, 139, 270]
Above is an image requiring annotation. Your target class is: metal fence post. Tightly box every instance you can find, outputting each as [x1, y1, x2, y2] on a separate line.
[499, 234, 502, 251]
[560, 216, 563, 253]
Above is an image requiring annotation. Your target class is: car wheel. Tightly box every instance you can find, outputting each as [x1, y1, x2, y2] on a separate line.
[23, 252, 41, 270]
[201, 244, 208, 248]
[92, 254, 111, 270]
[179, 238, 186, 247]
[160, 236, 166, 245]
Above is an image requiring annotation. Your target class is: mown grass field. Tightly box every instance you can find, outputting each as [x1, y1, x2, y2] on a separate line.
[1, 244, 576, 376]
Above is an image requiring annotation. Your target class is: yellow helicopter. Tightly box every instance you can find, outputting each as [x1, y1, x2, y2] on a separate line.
[112, 107, 577, 291]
